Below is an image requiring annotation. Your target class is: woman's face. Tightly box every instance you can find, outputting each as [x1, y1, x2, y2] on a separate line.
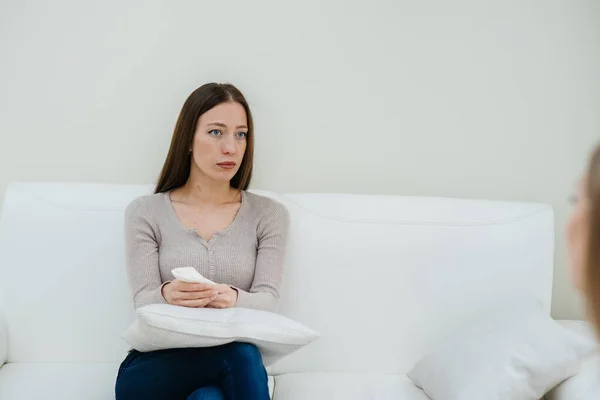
[566, 181, 590, 293]
[190, 101, 248, 184]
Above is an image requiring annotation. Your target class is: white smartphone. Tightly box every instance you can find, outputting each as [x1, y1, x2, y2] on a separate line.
[171, 267, 216, 285]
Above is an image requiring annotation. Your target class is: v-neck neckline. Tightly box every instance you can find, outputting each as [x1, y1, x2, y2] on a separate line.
[163, 190, 247, 245]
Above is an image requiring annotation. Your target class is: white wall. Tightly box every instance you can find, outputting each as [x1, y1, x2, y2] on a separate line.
[0, 0, 599, 319]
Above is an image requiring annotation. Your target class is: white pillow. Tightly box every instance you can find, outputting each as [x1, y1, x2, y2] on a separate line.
[407, 302, 596, 400]
[122, 304, 320, 366]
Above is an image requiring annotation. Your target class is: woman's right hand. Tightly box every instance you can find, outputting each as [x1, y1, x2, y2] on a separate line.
[161, 279, 218, 307]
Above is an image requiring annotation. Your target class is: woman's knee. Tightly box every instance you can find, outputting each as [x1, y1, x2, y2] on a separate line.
[187, 386, 225, 400]
[224, 342, 264, 368]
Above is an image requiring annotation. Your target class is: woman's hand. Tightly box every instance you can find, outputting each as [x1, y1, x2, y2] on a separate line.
[207, 284, 238, 309]
[162, 279, 218, 307]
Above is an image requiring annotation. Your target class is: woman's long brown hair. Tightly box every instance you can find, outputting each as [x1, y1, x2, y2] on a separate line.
[155, 83, 254, 194]
[585, 145, 600, 335]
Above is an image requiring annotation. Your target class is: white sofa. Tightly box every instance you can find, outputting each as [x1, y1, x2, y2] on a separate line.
[0, 182, 595, 399]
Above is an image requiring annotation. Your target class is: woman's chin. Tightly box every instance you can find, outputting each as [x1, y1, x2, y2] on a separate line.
[209, 171, 238, 183]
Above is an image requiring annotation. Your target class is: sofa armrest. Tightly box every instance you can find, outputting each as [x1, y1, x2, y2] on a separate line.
[0, 311, 7, 366]
[545, 320, 599, 400]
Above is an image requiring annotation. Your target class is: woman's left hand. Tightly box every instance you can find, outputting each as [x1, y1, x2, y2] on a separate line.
[207, 284, 238, 308]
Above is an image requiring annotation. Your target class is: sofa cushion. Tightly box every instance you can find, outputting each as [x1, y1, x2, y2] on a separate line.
[0, 362, 275, 399]
[0, 362, 119, 399]
[272, 372, 430, 400]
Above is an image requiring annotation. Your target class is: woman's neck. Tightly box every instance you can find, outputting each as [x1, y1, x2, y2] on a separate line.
[176, 175, 237, 206]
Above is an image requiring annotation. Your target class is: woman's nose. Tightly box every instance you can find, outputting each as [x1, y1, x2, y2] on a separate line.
[221, 135, 236, 154]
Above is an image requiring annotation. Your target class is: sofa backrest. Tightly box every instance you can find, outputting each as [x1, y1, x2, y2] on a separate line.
[0, 182, 554, 375]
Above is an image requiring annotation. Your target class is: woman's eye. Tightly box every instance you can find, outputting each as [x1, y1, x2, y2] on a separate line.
[236, 132, 247, 139]
[209, 129, 221, 136]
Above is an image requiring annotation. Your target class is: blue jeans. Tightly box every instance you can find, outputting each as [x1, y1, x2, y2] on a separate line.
[115, 342, 269, 400]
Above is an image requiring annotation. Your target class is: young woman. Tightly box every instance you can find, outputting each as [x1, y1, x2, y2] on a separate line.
[115, 83, 289, 400]
[567, 144, 600, 337]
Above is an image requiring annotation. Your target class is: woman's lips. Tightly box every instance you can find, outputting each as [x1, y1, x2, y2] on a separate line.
[217, 162, 236, 169]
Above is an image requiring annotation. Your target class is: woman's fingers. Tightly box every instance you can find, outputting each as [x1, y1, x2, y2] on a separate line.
[177, 295, 217, 308]
[206, 297, 227, 308]
[177, 282, 214, 292]
[173, 287, 217, 301]
[168, 280, 229, 308]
